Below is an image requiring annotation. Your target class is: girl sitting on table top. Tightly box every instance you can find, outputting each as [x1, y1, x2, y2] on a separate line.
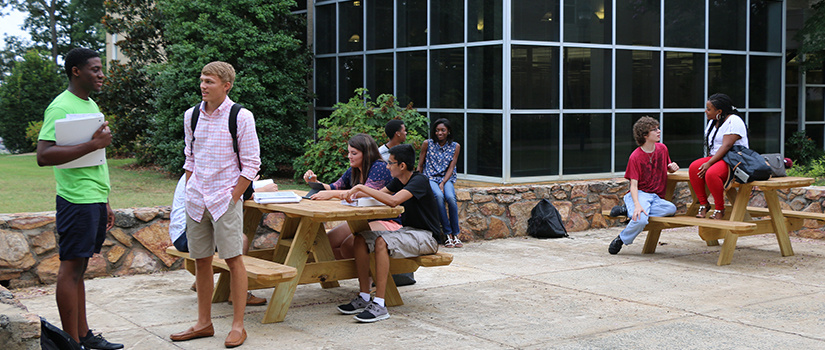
[417, 118, 462, 248]
[302, 133, 401, 259]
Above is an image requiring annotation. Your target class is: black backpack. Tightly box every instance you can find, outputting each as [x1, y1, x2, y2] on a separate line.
[527, 199, 569, 239]
[40, 317, 82, 350]
[723, 145, 772, 185]
[190, 102, 255, 200]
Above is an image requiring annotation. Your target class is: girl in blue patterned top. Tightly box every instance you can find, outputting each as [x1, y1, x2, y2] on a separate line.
[417, 118, 463, 248]
[303, 133, 401, 258]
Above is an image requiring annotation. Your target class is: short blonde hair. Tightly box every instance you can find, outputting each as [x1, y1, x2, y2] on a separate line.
[201, 61, 235, 89]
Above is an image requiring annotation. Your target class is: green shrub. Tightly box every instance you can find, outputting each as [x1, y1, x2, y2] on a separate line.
[24, 120, 42, 149]
[785, 130, 822, 167]
[293, 88, 429, 183]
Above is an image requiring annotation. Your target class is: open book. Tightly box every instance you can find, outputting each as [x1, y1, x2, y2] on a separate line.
[340, 197, 386, 207]
[253, 191, 302, 204]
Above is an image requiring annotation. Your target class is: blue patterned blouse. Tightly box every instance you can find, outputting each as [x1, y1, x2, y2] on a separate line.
[423, 139, 458, 184]
[330, 159, 392, 190]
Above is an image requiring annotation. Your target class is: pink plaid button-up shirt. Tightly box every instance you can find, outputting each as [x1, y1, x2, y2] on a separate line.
[183, 97, 260, 222]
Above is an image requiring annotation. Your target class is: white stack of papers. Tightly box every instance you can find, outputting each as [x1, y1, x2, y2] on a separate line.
[341, 197, 385, 207]
[254, 191, 302, 204]
[54, 113, 106, 169]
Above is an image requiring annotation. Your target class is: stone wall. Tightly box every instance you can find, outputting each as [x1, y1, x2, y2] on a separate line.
[2, 178, 825, 288]
[0, 285, 40, 350]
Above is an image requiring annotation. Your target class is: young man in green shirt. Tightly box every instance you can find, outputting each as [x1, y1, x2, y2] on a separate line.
[36, 48, 122, 350]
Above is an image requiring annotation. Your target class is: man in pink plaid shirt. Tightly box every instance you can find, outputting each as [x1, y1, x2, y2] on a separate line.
[170, 61, 260, 348]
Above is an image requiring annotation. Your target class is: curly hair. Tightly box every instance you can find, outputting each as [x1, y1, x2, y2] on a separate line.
[633, 116, 659, 146]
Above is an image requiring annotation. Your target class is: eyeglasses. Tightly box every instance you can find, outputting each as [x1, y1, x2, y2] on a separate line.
[387, 161, 399, 165]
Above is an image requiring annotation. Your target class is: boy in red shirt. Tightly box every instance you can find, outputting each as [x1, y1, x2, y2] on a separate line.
[609, 116, 679, 254]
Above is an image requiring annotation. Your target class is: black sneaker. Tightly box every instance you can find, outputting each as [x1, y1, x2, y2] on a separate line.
[608, 235, 624, 255]
[80, 330, 123, 350]
[610, 204, 627, 217]
[354, 301, 390, 323]
[337, 295, 370, 315]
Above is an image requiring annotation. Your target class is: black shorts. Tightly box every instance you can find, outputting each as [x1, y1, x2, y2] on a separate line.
[55, 195, 107, 261]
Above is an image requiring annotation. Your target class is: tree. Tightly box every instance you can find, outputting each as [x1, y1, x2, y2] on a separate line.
[0, 35, 33, 83]
[795, 0, 825, 72]
[151, 0, 312, 175]
[0, 49, 65, 153]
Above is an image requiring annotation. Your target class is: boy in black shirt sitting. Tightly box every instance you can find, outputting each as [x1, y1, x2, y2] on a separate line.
[338, 144, 443, 322]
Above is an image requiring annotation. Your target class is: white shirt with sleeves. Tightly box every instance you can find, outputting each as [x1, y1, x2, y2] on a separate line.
[169, 174, 186, 242]
[706, 114, 749, 156]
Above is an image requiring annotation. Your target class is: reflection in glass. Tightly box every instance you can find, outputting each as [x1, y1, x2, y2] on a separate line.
[367, 0, 394, 50]
[616, 0, 659, 46]
[562, 114, 610, 174]
[339, 1, 363, 52]
[804, 124, 824, 150]
[398, 0, 427, 47]
[664, 0, 703, 48]
[750, 0, 783, 52]
[563, 48, 611, 109]
[512, 115, 559, 176]
[512, 0, 560, 41]
[750, 56, 782, 108]
[664, 52, 704, 108]
[786, 55, 799, 85]
[431, 48, 465, 108]
[564, 0, 611, 44]
[663, 113, 704, 167]
[806, 65, 823, 85]
[339, 56, 363, 102]
[366, 54, 394, 97]
[431, 0, 464, 45]
[807, 87, 824, 122]
[616, 50, 659, 109]
[315, 58, 336, 107]
[614, 114, 644, 172]
[295, 13, 308, 46]
[314, 109, 333, 138]
[467, 114, 501, 177]
[708, 54, 746, 108]
[709, 0, 745, 50]
[468, 45, 502, 109]
[316, 4, 336, 54]
[397, 51, 427, 108]
[748, 113, 781, 153]
[468, 0, 503, 42]
[512, 46, 559, 109]
[786, 87, 798, 123]
[430, 113, 464, 174]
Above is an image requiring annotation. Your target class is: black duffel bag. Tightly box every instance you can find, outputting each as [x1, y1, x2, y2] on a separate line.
[527, 199, 569, 239]
[723, 145, 772, 185]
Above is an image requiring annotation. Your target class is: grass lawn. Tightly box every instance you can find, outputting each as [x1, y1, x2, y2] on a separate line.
[0, 154, 307, 214]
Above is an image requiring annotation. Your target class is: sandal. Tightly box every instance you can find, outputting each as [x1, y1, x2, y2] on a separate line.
[710, 209, 725, 220]
[452, 237, 463, 248]
[444, 238, 454, 248]
[695, 204, 710, 219]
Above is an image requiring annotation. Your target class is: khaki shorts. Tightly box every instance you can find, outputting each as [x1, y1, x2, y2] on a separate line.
[186, 199, 244, 260]
[359, 227, 438, 258]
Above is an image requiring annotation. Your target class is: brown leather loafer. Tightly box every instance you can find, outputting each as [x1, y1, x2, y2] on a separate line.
[224, 329, 247, 348]
[229, 292, 267, 306]
[170, 323, 214, 342]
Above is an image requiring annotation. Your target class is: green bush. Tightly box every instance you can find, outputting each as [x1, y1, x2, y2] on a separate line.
[293, 88, 429, 183]
[785, 130, 822, 167]
[24, 120, 42, 150]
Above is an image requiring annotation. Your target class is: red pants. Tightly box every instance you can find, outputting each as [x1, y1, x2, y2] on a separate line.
[689, 157, 729, 210]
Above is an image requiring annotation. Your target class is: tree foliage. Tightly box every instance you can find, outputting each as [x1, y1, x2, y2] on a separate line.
[150, 0, 312, 175]
[0, 36, 33, 83]
[794, 0, 825, 72]
[292, 89, 429, 184]
[0, 49, 65, 153]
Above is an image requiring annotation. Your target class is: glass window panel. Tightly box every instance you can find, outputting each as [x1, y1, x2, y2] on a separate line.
[708, 0, 745, 50]
[616, 0, 659, 46]
[367, 0, 394, 50]
[397, 50, 427, 108]
[314, 109, 333, 138]
[664, 52, 704, 108]
[366, 54, 394, 97]
[708, 54, 746, 109]
[316, 4, 336, 54]
[431, 0, 464, 45]
[786, 87, 798, 123]
[664, 0, 703, 48]
[512, 46, 560, 109]
[397, 0, 427, 47]
[431, 48, 465, 108]
[469, 0, 503, 42]
[564, 0, 611, 44]
[512, 114, 559, 176]
[339, 1, 364, 52]
[429, 113, 464, 174]
[804, 124, 824, 150]
[512, 0, 560, 41]
[562, 114, 610, 174]
[786, 55, 799, 84]
[295, 13, 308, 47]
[616, 50, 660, 109]
[468, 45, 502, 109]
[784, 123, 799, 147]
[316, 58, 336, 107]
[563, 47, 611, 109]
[663, 113, 704, 167]
[467, 113, 501, 177]
[748, 112, 781, 154]
[614, 114, 645, 173]
[339, 56, 363, 102]
[807, 87, 824, 122]
[750, 0, 783, 52]
[750, 56, 782, 108]
[292, 0, 307, 11]
[807, 65, 823, 85]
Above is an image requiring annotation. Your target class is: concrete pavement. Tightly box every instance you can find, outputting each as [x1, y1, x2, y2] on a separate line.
[15, 226, 825, 349]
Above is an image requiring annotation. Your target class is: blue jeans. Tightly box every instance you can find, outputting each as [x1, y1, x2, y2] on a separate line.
[430, 180, 459, 236]
[619, 191, 677, 245]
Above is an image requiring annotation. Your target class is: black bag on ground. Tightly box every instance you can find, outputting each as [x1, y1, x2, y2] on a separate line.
[41, 317, 82, 350]
[527, 199, 569, 239]
[723, 145, 772, 185]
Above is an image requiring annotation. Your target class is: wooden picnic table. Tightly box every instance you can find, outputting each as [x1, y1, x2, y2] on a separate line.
[642, 171, 816, 265]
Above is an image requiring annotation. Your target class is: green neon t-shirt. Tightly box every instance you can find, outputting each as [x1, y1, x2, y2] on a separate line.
[38, 90, 110, 204]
